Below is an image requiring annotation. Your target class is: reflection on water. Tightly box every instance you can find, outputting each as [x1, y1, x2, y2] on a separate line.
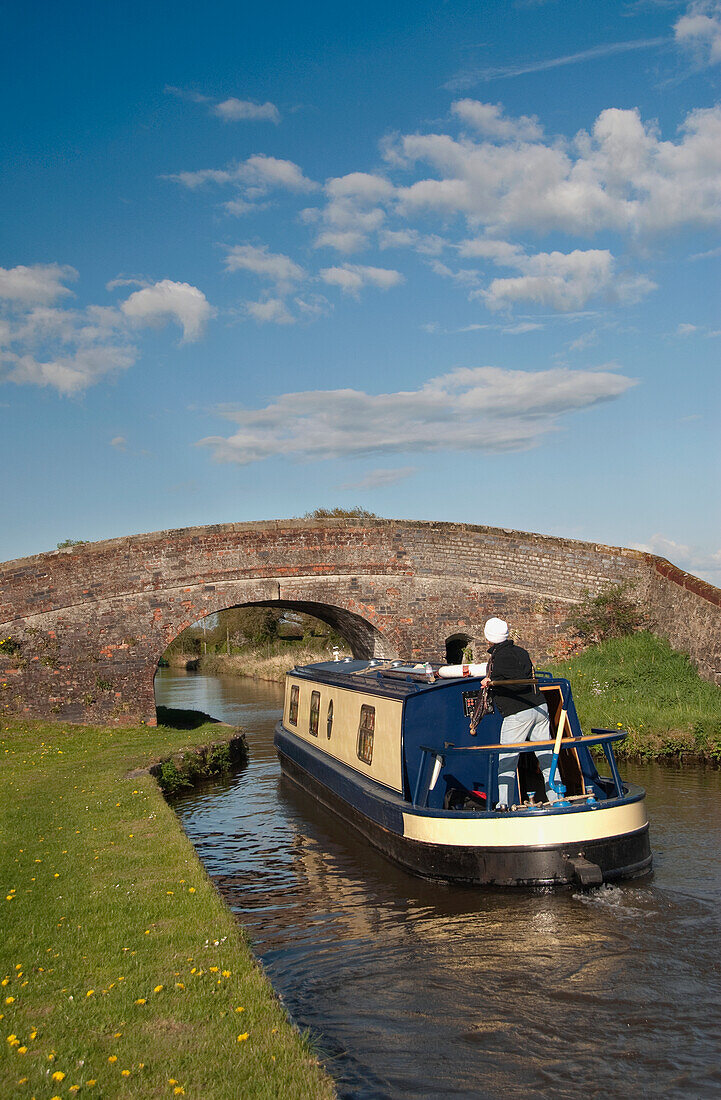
[156, 668, 721, 1100]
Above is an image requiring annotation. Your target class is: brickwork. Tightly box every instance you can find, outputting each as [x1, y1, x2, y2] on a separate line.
[1, 518, 718, 725]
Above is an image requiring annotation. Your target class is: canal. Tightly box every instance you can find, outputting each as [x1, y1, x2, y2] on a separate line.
[155, 667, 721, 1100]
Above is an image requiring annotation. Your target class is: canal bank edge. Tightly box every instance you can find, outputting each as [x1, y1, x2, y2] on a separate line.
[0, 716, 337, 1100]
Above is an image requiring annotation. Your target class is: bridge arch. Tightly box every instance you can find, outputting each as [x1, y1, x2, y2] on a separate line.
[155, 597, 396, 677]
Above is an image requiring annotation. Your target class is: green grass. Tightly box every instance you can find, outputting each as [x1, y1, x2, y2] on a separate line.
[545, 631, 721, 760]
[0, 717, 336, 1099]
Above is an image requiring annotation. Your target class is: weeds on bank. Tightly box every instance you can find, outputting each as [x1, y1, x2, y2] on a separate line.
[0, 718, 336, 1099]
[546, 631, 721, 760]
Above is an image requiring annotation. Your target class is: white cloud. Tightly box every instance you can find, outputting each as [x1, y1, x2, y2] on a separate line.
[337, 466, 417, 490]
[213, 98, 281, 123]
[445, 37, 668, 90]
[429, 260, 480, 287]
[165, 86, 281, 124]
[0, 263, 77, 304]
[476, 248, 656, 312]
[674, 2, 721, 66]
[632, 532, 721, 585]
[319, 264, 404, 295]
[314, 230, 369, 253]
[325, 172, 395, 203]
[676, 322, 699, 335]
[0, 267, 214, 393]
[164, 155, 317, 208]
[458, 239, 526, 264]
[452, 99, 543, 142]
[241, 154, 316, 192]
[310, 173, 393, 252]
[110, 435, 127, 450]
[0, 292, 136, 394]
[244, 298, 296, 325]
[120, 280, 214, 340]
[224, 244, 306, 288]
[503, 321, 544, 335]
[197, 365, 636, 465]
[389, 105, 721, 236]
[4, 345, 135, 394]
[378, 228, 446, 254]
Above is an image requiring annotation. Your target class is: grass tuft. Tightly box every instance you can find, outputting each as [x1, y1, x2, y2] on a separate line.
[545, 631, 721, 760]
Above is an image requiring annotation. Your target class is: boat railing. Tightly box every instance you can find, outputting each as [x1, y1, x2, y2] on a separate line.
[412, 729, 627, 809]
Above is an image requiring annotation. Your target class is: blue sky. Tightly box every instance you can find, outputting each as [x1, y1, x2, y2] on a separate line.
[1, 0, 720, 581]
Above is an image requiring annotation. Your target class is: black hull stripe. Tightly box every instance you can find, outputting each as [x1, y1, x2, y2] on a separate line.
[276, 745, 652, 887]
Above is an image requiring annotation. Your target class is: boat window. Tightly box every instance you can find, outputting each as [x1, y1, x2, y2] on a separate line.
[289, 684, 299, 726]
[326, 698, 334, 739]
[357, 704, 375, 765]
[309, 691, 320, 737]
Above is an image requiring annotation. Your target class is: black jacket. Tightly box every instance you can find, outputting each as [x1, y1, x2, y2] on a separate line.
[488, 639, 544, 718]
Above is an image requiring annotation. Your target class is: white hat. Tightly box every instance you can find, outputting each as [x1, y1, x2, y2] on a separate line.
[484, 617, 509, 644]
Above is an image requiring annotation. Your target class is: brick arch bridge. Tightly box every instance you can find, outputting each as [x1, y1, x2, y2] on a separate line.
[1, 518, 719, 725]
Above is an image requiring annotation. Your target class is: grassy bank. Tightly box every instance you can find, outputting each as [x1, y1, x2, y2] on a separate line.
[546, 631, 721, 761]
[199, 641, 344, 684]
[0, 716, 336, 1100]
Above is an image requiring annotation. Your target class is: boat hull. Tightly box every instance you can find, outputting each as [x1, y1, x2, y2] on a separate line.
[275, 726, 652, 888]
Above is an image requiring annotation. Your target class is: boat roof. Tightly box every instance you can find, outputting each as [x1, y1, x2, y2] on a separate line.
[288, 659, 567, 701]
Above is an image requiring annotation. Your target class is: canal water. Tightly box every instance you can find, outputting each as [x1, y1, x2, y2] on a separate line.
[155, 668, 721, 1100]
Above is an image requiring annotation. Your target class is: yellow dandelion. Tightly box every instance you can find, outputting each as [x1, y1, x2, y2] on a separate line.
[175, 982, 185, 989]
[235, 1006, 245, 1013]
[121, 1069, 130, 1076]
[174, 1088, 185, 1096]
[14, 965, 21, 971]
[17, 1045, 27, 1054]
[86, 989, 94, 997]
[168, 1079, 177, 1085]
[5, 996, 14, 1004]
[52, 1070, 66, 1081]
[154, 984, 163, 993]
[108, 1054, 118, 1063]
[87, 1080, 97, 1087]
[188, 887, 196, 893]
[51, 1095, 62, 1100]
[222, 970, 231, 977]
[209, 966, 219, 974]
[135, 998, 146, 1005]
[1, 978, 8, 986]
[6, 1034, 18, 1043]
[237, 1032, 249, 1042]
[69, 1087, 81, 1095]
[18, 1078, 28, 1085]
[29, 1031, 36, 1040]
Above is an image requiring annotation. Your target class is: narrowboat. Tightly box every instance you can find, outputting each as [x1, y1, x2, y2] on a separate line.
[274, 659, 652, 888]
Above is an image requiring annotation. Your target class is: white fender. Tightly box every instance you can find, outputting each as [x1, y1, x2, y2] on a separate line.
[437, 662, 487, 679]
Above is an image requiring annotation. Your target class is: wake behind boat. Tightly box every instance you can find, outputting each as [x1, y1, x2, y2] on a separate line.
[274, 658, 652, 888]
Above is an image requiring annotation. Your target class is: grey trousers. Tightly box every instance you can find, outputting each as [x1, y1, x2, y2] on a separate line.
[496, 703, 557, 807]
